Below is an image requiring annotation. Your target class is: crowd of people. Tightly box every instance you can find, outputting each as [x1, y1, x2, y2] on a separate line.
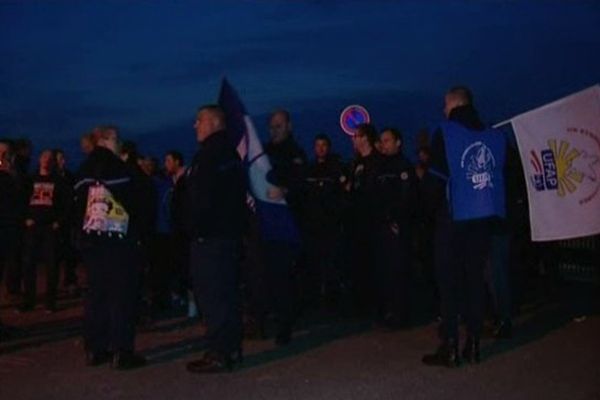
[0, 85, 534, 373]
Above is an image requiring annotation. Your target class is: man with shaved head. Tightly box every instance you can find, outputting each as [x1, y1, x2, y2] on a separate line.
[185, 104, 247, 373]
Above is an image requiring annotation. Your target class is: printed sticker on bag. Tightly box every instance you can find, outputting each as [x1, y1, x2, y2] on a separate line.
[82, 184, 129, 236]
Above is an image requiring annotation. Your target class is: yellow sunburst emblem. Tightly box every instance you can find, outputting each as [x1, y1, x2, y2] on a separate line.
[548, 139, 584, 197]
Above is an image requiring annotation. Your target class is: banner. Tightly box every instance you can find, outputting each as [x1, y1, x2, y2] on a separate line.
[218, 78, 300, 243]
[511, 85, 600, 241]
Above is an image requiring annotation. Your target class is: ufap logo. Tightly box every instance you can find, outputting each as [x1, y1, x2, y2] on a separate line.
[530, 148, 559, 192]
[460, 141, 496, 190]
[529, 129, 600, 204]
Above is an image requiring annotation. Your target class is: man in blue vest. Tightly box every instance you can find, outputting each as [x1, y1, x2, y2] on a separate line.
[422, 86, 507, 367]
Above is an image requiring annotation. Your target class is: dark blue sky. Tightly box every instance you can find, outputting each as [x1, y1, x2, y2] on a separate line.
[1, 0, 599, 165]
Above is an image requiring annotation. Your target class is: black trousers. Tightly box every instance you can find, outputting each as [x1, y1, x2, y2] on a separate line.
[262, 240, 298, 330]
[347, 220, 377, 314]
[5, 227, 24, 295]
[415, 221, 438, 315]
[57, 228, 79, 287]
[0, 227, 17, 298]
[22, 225, 59, 308]
[190, 238, 242, 356]
[435, 219, 492, 342]
[304, 228, 341, 303]
[170, 230, 190, 296]
[240, 216, 267, 321]
[374, 225, 411, 324]
[82, 241, 140, 353]
[148, 233, 172, 309]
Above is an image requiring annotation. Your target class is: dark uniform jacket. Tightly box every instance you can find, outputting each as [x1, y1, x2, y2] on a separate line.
[170, 170, 188, 235]
[0, 169, 21, 230]
[183, 130, 247, 240]
[374, 153, 417, 228]
[57, 168, 76, 231]
[124, 160, 157, 244]
[264, 135, 307, 220]
[347, 151, 383, 229]
[303, 155, 346, 234]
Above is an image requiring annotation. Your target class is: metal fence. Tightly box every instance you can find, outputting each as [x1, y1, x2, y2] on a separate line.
[552, 235, 600, 284]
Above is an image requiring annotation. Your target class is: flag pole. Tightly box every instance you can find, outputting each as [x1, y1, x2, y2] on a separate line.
[492, 118, 513, 129]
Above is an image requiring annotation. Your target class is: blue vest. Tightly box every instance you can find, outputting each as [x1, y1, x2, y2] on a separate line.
[440, 121, 506, 221]
[153, 175, 174, 234]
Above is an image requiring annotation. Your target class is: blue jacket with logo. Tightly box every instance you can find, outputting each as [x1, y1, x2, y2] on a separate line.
[440, 121, 506, 221]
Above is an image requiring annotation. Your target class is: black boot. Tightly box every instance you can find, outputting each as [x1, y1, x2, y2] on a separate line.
[110, 351, 147, 370]
[462, 336, 481, 364]
[244, 316, 266, 340]
[494, 320, 512, 339]
[422, 339, 460, 367]
[275, 324, 292, 346]
[0, 322, 17, 342]
[186, 349, 242, 373]
[85, 350, 112, 367]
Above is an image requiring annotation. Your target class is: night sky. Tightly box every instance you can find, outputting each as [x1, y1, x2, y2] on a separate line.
[1, 0, 599, 166]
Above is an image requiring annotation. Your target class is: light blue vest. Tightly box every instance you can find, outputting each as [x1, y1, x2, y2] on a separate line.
[440, 121, 506, 221]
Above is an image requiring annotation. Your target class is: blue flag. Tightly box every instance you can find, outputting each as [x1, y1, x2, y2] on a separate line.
[218, 78, 300, 243]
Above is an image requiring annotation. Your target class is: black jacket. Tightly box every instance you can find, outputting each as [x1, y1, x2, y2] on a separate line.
[123, 160, 157, 243]
[347, 151, 383, 228]
[374, 153, 417, 227]
[303, 154, 347, 233]
[265, 135, 307, 218]
[170, 170, 188, 235]
[75, 146, 143, 244]
[183, 130, 247, 240]
[24, 172, 69, 228]
[0, 170, 22, 230]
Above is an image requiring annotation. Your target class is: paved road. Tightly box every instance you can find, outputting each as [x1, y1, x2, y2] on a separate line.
[1, 284, 599, 400]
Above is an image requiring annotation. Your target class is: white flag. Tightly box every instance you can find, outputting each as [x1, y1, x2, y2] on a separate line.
[511, 85, 600, 241]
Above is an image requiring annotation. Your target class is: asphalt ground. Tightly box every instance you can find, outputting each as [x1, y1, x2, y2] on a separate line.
[0, 279, 599, 400]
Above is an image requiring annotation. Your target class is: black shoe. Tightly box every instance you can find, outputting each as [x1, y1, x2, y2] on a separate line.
[381, 312, 410, 331]
[110, 351, 146, 370]
[462, 337, 481, 364]
[422, 340, 460, 368]
[66, 284, 81, 298]
[85, 350, 112, 367]
[244, 317, 266, 340]
[275, 328, 292, 346]
[186, 350, 240, 373]
[16, 304, 34, 314]
[494, 320, 512, 339]
[0, 323, 18, 342]
[44, 305, 58, 314]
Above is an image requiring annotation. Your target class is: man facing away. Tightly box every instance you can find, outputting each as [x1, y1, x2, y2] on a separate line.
[422, 86, 507, 367]
[75, 125, 146, 370]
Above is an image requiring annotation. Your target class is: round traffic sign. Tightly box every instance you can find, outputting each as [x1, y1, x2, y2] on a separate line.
[340, 105, 371, 136]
